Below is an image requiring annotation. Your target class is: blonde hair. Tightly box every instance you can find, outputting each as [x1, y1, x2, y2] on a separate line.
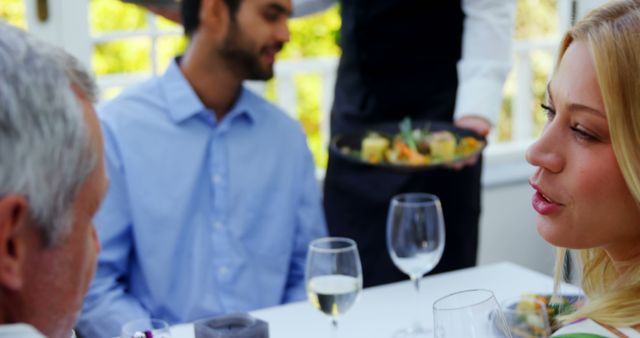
[552, 0, 640, 327]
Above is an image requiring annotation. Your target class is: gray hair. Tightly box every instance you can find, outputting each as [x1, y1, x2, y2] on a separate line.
[0, 22, 98, 246]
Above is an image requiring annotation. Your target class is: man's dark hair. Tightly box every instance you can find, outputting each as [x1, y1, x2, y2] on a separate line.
[182, 0, 243, 37]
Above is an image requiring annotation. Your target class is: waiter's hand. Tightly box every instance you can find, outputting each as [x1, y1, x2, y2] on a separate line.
[449, 115, 492, 170]
[145, 5, 181, 23]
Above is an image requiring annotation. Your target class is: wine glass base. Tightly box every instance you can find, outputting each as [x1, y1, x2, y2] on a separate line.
[392, 327, 432, 338]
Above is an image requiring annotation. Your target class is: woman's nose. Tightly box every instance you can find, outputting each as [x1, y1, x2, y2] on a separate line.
[525, 126, 564, 174]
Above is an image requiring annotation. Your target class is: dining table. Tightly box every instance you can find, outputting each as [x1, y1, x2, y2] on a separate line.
[168, 261, 582, 338]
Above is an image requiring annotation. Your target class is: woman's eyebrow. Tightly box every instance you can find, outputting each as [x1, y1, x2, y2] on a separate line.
[546, 82, 605, 118]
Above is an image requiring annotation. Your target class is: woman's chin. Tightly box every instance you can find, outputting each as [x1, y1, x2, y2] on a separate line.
[536, 219, 592, 250]
[535, 217, 567, 247]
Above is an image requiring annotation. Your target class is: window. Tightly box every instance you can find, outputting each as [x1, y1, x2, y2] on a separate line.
[12, 0, 599, 185]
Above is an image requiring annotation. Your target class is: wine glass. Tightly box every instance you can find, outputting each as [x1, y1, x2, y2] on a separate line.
[502, 296, 552, 338]
[386, 192, 445, 337]
[305, 237, 363, 335]
[433, 289, 512, 338]
[121, 318, 172, 338]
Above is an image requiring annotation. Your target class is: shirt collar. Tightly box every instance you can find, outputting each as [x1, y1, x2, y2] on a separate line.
[160, 58, 260, 126]
[226, 86, 260, 125]
[161, 58, 205, 123]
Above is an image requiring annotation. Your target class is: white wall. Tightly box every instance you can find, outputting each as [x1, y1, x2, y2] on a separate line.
[478, 180, 556, 277]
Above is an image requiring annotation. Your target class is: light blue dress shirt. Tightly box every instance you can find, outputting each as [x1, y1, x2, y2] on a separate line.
[78, 60, 327, 338]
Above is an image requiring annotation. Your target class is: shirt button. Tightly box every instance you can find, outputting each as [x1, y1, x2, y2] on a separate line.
[214, 222, 224, 230]
[212, 175, 222, 184]
[218, 266, 228, 276]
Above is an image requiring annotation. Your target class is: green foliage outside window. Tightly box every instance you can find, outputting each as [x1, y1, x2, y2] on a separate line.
[0, 0, 25, 27]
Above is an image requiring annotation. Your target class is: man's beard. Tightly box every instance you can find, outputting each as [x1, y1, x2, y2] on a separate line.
[218, 22, 280, 81]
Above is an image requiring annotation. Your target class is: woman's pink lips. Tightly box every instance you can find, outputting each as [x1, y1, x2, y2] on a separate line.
[531, 190, 561, 215]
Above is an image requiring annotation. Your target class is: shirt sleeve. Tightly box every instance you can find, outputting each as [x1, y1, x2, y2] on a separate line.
[454, 0, 517, 125]
[282, 134, 328, 303]
[77, 118, 150, 338]
[292, 0, 337, 17]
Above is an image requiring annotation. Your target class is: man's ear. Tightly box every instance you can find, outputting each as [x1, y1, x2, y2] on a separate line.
[0, 195, 30, 290]
[199, 0, 231, 36]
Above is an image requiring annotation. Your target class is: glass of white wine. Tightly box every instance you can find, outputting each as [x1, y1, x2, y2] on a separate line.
[306, 237, 363, 335]
[387, 193, 445, 337]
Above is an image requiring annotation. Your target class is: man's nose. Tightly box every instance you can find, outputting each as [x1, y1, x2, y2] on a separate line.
[276, 22, 290, 44]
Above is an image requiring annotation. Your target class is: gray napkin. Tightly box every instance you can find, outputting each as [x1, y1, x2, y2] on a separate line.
[194, 313, 268, 338]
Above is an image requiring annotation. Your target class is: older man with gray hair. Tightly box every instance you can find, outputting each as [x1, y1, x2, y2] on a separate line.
[0, 22, 108, 338]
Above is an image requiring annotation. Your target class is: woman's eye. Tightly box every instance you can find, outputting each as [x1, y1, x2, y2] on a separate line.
[540, 103, 555, 122]
[571, 125, 597, 142]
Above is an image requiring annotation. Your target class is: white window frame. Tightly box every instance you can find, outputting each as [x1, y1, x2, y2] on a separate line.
[24, 0, 92, 69]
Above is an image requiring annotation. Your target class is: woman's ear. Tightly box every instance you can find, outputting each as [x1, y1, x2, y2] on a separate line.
[0, 195, 30, 291]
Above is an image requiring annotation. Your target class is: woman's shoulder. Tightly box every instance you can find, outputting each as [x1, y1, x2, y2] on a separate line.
[552, 318, 640, 338]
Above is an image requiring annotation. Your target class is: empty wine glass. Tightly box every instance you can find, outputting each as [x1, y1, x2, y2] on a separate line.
[502, 296, 552, 338]
[433, 289, 512, 338]
[305, 237, 363, 335]
[121, 318, 172, 338]
[386, 193, 445, 337]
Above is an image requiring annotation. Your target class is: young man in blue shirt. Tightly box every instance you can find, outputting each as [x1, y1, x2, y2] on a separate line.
[78, 0, 327, 337]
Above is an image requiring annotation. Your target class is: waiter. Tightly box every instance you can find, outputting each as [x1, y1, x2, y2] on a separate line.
[296, 0, 517, 287]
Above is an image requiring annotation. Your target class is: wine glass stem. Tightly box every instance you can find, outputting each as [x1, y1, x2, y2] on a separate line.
[331, 318, 338, 338]
[411, 275, 423, 330]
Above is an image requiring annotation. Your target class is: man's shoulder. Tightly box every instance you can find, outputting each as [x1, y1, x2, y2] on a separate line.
[98, 77, 167, 126]
[243, 88, 303, 136]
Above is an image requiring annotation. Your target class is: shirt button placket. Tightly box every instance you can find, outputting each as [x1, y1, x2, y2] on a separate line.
[212, 174, 221, 185]
[218, 266, 228, 277]
[214, 221, 224, 231]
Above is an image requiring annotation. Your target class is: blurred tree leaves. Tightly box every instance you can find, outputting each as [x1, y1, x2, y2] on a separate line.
[91, 0, 187, 75]
[515, 0, 557, 39]
[0, 0, 26, 27]
[280, 5, 341, 59]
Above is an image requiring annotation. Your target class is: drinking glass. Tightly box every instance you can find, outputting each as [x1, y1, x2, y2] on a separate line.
[386, 193, 445, 337]
[433, 289, 512, 338]
[502, 296, 552, 338]
[305, 237, 363, 335]
[121, 318, 172, 338]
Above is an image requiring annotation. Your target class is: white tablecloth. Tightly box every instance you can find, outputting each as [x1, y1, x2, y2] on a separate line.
[169, 261, 581, 338]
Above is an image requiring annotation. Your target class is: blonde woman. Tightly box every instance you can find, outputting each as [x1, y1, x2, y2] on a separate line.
[525, 0, 640, 336]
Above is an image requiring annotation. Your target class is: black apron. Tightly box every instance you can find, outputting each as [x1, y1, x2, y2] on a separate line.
[324, 0, 481, 287]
